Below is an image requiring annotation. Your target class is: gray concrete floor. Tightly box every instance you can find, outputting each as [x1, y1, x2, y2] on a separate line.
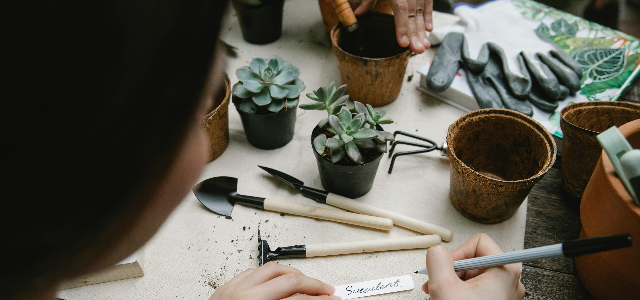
[455, 0, 640, 38]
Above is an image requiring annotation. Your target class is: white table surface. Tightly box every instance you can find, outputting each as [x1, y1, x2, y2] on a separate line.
[59, 1, 526, 299]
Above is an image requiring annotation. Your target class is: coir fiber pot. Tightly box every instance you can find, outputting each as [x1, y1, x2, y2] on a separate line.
[447, 109, 556, 224]
[204, 74, 231, 161]
[330, 13, 410, 107]
[576, 119, 640, 300]
[232, 0, 284, 45]
[312, 126, 383, 198]
[560, 101, 640, 202]
[234, 96, 297, 150]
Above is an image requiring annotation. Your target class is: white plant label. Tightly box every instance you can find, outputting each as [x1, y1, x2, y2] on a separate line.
[333, 275, 414, 299]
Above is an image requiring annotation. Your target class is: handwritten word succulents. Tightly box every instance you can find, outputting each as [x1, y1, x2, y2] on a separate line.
[233, 56, 305, 149]
[300, 82, 394, 198]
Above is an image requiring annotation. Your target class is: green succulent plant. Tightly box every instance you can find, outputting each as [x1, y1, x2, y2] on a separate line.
[233, 55, 305, 114]
[299, 82, 349, 128]
[302, 83, 394, 165]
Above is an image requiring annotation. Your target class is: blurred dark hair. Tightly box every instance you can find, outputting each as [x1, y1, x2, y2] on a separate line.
[4, 0, 228, 297]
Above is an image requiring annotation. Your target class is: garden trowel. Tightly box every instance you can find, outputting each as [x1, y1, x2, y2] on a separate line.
[258, 166, 453, 241]
[192, 176, 393, 230]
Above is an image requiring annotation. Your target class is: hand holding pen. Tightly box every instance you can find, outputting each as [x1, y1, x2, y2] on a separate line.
[423, 233, 525, 300]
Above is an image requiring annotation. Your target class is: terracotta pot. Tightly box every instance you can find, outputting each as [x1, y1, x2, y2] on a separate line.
[318, 0, 393, 34]
[234, 96, 297, 150]
[446, 109, 556, 224]
[232, 0, 284, 44]
[576, 119, 640, 300]
[204, 74, 231, 161]
[560, 101, 640, 202]
[330, 13, 410, 107]
[311, 125, 383, 198]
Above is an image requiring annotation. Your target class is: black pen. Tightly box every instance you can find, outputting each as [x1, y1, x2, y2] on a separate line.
[415, 234, 632, 275]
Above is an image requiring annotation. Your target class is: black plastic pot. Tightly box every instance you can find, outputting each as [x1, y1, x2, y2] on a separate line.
[235, 97, 297, 150]
[232, 0, 284, 45]
[311, 126, 384, 198]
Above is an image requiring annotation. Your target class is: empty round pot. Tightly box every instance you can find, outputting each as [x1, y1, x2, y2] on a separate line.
[311, 126, 383, 198]
[447, 109, 556, 224]
[576, 119, 640, 300]
[560, 101, 640, 202]
[232, 0, 284, 45]
[235, 97, 297, 150]
[330, 13, 410, 107]
[204, 74, 231, 161]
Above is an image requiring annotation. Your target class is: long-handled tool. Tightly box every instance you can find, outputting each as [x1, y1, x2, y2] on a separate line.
[259, 231, 441, 265]
[193, 176, 393, 231]
[259, 166, 453, 241]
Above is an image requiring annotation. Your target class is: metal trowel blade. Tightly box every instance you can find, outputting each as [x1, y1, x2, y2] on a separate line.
[192, 176, 238, 217]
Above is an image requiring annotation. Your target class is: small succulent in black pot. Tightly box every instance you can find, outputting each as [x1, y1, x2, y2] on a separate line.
[301, 82, 394, 198]
[233, 55, 305, 149]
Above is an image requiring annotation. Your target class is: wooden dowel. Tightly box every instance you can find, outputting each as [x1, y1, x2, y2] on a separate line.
[306, 235, 441, 257]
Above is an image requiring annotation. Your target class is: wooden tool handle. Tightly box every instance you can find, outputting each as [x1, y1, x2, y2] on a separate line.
[263, 198, 393, 231]
[326, 193, 454, 241]
[333, 0, 357, 27]
[306, 235, 441, 257]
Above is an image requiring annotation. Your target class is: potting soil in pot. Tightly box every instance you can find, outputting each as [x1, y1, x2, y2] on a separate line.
[338, 13, 407, 59]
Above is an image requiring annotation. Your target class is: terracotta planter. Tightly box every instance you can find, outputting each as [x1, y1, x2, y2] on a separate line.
[204, 74, 231, 161]
[232, 0, 284, 44]
[330, 13, 410, 107]
[311, 126, 383, 198]
[318, 0, 393, 34]
[560, 101, 640, 202]
[447, 109, 556, 224]
[576, 119, 640, 300]
[234, 96, 297, 150]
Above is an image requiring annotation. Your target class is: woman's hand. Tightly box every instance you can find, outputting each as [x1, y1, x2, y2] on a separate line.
[353, 0, 433, 53]
[423, 233, 525, 300]
[209, 262, 341, 300]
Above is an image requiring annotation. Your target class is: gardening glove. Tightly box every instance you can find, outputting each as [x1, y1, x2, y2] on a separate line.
[425, 0, 582, 114]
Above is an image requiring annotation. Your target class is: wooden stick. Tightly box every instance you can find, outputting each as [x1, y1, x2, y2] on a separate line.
[263, 198, 393, 231]
[333, 0, 357, 27]
[306, 235, 441, 257]
[326, 193, 454, 241]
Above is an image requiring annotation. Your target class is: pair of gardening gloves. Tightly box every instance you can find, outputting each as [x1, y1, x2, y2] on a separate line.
[425, 0, 583, 116]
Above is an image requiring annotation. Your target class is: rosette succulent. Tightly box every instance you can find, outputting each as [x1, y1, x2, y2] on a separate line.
[233, 55, 305, 114]
[301, 82, 394, 164]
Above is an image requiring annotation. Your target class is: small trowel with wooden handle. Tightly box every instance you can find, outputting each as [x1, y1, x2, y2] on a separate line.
[333, 0, 369, 54]
[192, 176, 393, 231]
[259, 231, 441, 265]
[258, 166, 454, 241]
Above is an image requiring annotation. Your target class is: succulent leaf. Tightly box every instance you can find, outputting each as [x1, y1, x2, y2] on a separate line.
[267, 98, 285, 112]
[314, 134, 327, 155]
[328, 84, 347, 105]
[328, 115, 345, 135]
[273, 70, 295, 85]
[353, 139, 376, 148]
[330, 148, 346, 163]
[354, 101, 367, 115]
[284, 98, 298, 108]
[329, 103, 347, 115]
[306, 93, 320, 101]
[252, 88, 272, 106]
[268, 58, 280, 72]
[325, 137, 345, 149]
[345, 141, 363, 164]
[376, 141, 388, 152]
[352, 128, 377, 139]
[233, 82, 254, 98]
[243, 80, 265, 93]
[250, 58, 266, 74]
[237, 66, 262, 82]
[341, 134, 353, 143]
[338, 107, 352, 124]
[349, 118, 363, 132]
[269, 85, 289, 99]
[239, 99, 258, 114]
